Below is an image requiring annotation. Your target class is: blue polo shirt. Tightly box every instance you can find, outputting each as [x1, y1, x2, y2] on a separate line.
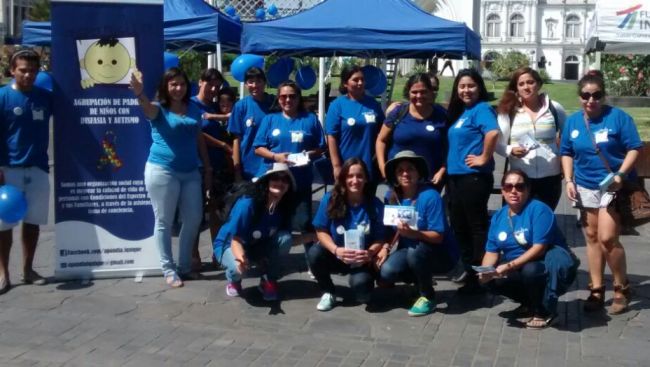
[312, 192, 386, 248]
[227, 94, 275, 180]
[147, 103, 201, 172]
[212, 196, 285, 259]
[0, 85, 52, 172]
[325, 95, 384, 181]
[486, 199, 567, 262]
[191, 96, 226, 171]
[253, 111, 326, 189]
[385, 186, 459, 262]
[385, 104, 448, 179]
[447, 101, 498, 175]
[560, 106, 643, 190]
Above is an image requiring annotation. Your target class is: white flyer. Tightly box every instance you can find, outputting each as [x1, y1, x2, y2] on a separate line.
[383, 205, 418, 228]
[287, 151, 310, 166]
[517, 133, 540, 151]
[344, 229, 364, 250]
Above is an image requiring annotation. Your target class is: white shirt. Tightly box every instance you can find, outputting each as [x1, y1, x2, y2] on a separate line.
[496, 94, 566, 179]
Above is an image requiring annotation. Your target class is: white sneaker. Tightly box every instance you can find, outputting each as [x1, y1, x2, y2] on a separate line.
[316, 292, 336, 311]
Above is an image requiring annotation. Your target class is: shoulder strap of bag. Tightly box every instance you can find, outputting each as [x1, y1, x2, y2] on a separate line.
[548, 101, 560, 132]
[583, 113, 613, 173]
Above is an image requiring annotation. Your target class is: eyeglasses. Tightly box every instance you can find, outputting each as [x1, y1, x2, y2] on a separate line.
[278, 94, 298, 101]
[502, 183, 526, 192]
[579, 91, 604, 101]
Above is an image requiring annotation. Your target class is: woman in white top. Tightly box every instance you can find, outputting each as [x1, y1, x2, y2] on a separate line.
[495, 67, 566, 210]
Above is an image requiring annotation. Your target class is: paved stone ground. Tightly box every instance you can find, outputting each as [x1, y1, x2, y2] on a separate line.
[1, 172, 649, 366]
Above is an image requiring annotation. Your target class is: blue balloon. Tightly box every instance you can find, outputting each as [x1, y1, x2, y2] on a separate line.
[361, 65, 381, 92]
[268, 4, 279, 16]
[267, 60, 292, 88]
[164, 52, 179, 70]
[34, 71, 53, 92]
[255, 8, 266, 20]
[0, 185, 27, 223]
[224, 5, 236, 16]
[296, 66, 317, 90]
[231, 54, 264, 82]
[367, 69, 387, 96]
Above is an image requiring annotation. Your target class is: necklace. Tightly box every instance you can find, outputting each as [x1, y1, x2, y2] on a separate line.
[268, 200, 278, 215]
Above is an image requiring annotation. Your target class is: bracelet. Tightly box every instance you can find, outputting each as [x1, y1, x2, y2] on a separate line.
[615, 171, 626, 178]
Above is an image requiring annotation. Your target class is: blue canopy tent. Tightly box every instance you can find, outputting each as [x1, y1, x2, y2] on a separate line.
[241, 0, 481, 59]
[22, 0, 241, 54]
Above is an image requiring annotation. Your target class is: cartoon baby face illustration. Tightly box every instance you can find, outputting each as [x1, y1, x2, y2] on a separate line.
[80, 37, 135, 88]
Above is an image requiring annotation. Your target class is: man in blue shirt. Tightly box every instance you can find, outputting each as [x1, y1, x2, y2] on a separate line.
[0, 50, 52, 294]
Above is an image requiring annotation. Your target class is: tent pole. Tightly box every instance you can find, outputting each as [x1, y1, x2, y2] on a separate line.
[216, 43, 223, 72]
[462, 54, 468, 69]
[318, 57, 326, 126]
[594, 51, 601, 70]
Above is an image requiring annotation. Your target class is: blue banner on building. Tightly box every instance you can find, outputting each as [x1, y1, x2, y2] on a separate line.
[52, 0, 164, 278]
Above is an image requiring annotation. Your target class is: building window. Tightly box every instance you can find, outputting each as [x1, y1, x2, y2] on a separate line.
[565, 15, 581, 39]
[510, 14, 525, 37]
[486, 14, 501, 38]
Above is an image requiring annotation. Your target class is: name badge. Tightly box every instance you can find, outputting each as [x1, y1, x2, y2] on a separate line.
[594, 129, 608, 144]
[291, 131, 304, 143]
[455, 118, 465, 129]
[32, 108, 45, 121]
[363, 112, 376, 124]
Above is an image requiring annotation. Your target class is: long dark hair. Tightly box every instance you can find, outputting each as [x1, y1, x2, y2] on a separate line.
[447, 68, 490, 123]
[157, 67, 191, 108]
[272, 80, 306, 114]
[338, 65, 364, 95]
[496, 67, 543, 116]
[250, 174, 294, 227]
[327, 158, 374, 220]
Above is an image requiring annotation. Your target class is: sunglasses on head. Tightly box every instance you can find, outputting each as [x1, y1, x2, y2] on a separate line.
[502, 183, 526, 192]
[580, 91, 604, 101]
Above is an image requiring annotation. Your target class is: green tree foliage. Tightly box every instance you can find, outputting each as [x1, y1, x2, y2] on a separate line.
[490, 51, 530, 80]
[602, 54, 650, 97]
[29, 0, 51, 21]
[177, 50, 206, 82]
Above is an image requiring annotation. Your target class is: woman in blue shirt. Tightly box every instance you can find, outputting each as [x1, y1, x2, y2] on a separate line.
[130, 67, 211, 288]
[308, 158, 386, 312]
[378, 151, 459, 316]
[254, 81, 326, 252]
[213, 163, 294, 301]
[446, 69, 499, 294]
[560, 71, 642, 315]
[326, 66, 385, 187]
[376, 73, 448, 192]
[479, 170, 577, 329]
[227, 67, 275, 181]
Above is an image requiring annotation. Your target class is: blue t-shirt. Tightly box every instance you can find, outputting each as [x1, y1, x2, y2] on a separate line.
[312, 192, 386, 248]
[0, 85, 52, 172]
[227, 94, 275, 180]
[447, 101, 498, 175]
[253, 111, 326, 189]
[147, 103, 201, 172]
[560, 106, 643, 190]
[325, 95, 385, 181]
[385, 104, 448, 179]
[191, 96, 226, 171]
[486, 199, 567, 262]
[385, 186, 459, 262]
[212, 196, 285, 259]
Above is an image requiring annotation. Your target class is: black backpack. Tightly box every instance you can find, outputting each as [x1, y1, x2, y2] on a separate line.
[215, 181, 256, 224]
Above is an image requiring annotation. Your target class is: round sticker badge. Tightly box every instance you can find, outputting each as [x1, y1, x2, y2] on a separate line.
[426, 125, 435, 132]
[336, 225, 345, 235]
[245, 118, 253, 127]
[571, 129, 579, 139]
[272, 128, 281, 136]
[13, 107, 23, 116]
[252, 230, 262, 239]
[498, 232, 507, 241]
[347, 118, 356, 126]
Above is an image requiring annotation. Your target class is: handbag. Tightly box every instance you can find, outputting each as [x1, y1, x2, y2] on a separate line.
[583, 114, 650, 227]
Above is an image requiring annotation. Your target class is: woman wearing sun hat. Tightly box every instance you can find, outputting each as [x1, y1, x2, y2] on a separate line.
[378, 150, 459, 316]
[212, 163, 295, 301]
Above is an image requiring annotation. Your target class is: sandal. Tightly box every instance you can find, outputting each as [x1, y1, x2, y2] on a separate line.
[165, 273, 184, 288]
[525, 314, 557, 330]
[583, 283, 605, 312]
[609, 281, 632, 315]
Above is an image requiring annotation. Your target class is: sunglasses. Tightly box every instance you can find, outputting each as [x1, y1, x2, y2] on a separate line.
[278, 94, 298, 101]
[502, 183, 526, 192]
[579, 91, 604, 101]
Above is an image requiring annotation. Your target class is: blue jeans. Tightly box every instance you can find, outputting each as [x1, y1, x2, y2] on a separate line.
[144, 162, 202, 276]
[488, 261, 549, 316]
[219, 231, 292, 282]
[379, 242, 455, 299]
[307, 243, 374, 303]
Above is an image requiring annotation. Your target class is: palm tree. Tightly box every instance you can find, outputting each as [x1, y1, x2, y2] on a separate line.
[412, 0, 440, 13]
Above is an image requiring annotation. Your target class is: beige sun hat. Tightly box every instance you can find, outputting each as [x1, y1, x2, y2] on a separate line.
[384, 150, 430, 186]
[254, 162, 297, 191]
